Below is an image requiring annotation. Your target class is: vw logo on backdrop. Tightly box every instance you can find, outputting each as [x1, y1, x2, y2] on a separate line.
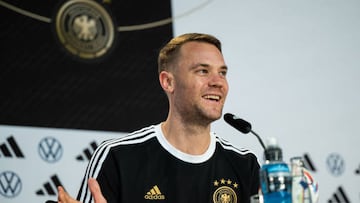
[0, 171, 22, 198]
[326, 153, 345, 176]
[38, 137, 63, 163]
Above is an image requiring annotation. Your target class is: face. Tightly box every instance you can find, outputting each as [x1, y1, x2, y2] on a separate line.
[170, 41, 229, 124]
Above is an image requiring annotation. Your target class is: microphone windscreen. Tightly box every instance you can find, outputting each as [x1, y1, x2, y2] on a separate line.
[223, 113, 252, 134]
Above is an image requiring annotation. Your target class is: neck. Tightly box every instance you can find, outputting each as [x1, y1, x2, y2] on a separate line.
[161, 116, 211, 155]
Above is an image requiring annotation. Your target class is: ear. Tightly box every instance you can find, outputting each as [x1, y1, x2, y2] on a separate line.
[159, 71, 174, 93]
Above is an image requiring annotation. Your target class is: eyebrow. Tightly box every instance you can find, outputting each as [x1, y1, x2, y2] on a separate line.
[191, 63, 228, 70]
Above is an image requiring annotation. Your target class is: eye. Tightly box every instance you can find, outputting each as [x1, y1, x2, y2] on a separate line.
[219, 70, 227, 77]
[197, 69, 209, 75]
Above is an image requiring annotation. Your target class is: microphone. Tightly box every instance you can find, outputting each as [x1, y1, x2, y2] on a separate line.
[223, 113, 266, 150]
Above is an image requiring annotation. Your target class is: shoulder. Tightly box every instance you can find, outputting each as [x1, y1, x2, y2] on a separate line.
[98, 124, 158, 150]
[214, 134, 258, 161]
[90, 124, 158, 161]
[214, 135, 260, 172]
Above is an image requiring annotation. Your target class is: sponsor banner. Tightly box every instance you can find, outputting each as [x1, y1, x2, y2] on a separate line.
[0, 125, 123, 203]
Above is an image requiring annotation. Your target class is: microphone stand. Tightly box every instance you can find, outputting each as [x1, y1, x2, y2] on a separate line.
[250, 130, 266, 150]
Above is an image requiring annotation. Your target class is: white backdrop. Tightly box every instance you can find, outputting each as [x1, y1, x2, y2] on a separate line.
[1, 1, 359, 203]
[171, 0, 360, 202]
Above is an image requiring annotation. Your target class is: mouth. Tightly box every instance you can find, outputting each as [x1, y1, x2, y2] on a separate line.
[203, 94, 221, 102]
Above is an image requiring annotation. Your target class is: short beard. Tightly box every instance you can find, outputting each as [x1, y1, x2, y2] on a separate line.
[181, 106, 221, 127]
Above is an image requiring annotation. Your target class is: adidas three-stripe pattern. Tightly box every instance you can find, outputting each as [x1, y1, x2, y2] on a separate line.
[77, 124, 259, 203]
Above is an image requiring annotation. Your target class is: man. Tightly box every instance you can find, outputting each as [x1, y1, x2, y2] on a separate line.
[58, 33, 260, 203]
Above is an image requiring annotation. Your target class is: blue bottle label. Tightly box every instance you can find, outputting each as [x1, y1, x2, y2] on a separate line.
[260, 163, 292, 203]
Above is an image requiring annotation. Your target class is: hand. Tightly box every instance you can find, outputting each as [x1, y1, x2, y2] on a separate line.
[57, 178, 107, 203]
[57, 186, 79, 203]
[88, 178, 107, 203]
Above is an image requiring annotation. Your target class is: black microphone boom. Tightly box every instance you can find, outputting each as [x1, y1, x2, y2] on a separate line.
[223, 113, 266, 150]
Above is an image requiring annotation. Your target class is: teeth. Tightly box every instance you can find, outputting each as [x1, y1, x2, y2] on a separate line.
[204, 95, 220, 101]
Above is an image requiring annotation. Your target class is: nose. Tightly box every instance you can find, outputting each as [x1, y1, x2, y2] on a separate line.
[208, 72, 227, 88]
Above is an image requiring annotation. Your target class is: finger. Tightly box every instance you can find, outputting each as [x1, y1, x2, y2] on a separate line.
[58, 186, 79, 203]
[88, 178, 107, 203]
[58, 186, 65, 202]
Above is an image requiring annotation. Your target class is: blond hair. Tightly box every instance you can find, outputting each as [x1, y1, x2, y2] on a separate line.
[158, 33, 222, 74]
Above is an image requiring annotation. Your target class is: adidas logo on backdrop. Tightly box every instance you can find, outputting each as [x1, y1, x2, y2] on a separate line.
[76, 141, 98, 161]
[36, 174, 63, 196]
[328, 186, 350, 203]
[303, 153, 316, 172]
[355, 164, 360, 175]
[0, 136, 24, 158]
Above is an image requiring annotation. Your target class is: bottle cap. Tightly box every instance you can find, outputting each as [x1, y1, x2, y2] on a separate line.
[290, 156, 304, 167]
[264, 137, 283, 162]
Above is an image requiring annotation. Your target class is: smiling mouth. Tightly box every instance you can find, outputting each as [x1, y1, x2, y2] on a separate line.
[203, 95, 221, 102]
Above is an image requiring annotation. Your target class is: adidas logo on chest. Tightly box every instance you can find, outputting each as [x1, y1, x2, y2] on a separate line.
[144, 185, 165, 200]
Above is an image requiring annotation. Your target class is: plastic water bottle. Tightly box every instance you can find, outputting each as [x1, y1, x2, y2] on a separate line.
[259, 137, 292, 203]
[291, 157, 316, 203]
[291, 157, 305, 203]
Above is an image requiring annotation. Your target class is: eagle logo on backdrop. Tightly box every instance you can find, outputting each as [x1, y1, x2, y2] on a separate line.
[212, 178, 238, 203]
[55, 0, 115, 60]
